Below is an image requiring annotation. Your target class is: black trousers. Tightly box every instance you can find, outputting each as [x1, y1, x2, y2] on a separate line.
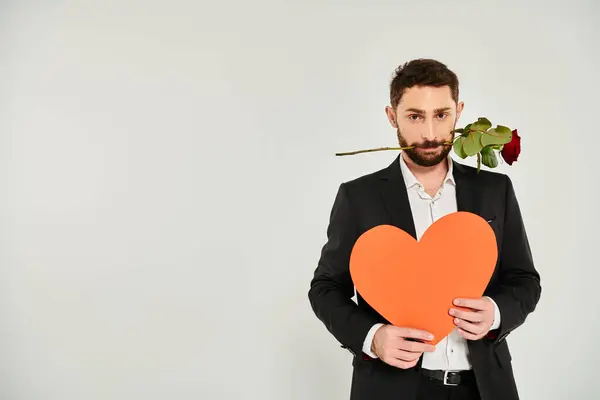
[416, 371, 481, 400]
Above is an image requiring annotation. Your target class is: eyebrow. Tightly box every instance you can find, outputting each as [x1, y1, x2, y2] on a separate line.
[405, 107, 452, 114]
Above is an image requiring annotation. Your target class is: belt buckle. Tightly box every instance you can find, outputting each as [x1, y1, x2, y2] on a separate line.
[443, 370, 459, 386]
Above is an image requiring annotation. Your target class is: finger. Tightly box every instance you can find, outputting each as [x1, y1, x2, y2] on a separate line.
[385, 356, 418, 369]
[391, 349, 421, 362]
[397, 339, 436, 353]
[457, 327, 483, 341]
[449, 308, 483, 322]
[454, 298, 490, 311]
[393, 327, 434, 341]
[453, 318, 485, 335]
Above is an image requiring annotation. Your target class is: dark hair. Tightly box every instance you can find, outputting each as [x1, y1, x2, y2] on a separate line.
[389, 59, 459, 109]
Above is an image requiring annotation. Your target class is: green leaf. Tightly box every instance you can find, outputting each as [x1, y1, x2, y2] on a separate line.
[452, 128, 466, 135]
[463, 131, 483, 156]
[453, 137, 468, 159]
[495, 125, 512, 135]
[469, 117, 492, 132]
[481, 146, 499, 168]
[481, 125, 513, 147]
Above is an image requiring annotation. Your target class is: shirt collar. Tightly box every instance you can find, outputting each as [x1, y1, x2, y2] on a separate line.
[398, 152, 456, 189]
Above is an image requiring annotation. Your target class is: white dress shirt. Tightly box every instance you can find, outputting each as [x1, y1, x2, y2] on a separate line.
[361, 153, 501, 371]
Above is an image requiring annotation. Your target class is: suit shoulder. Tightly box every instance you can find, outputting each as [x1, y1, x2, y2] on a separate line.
[456, 162, 509, 186]
[339, 165, 388, 192]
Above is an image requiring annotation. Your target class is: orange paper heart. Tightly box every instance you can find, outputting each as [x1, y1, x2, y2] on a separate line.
[349, 211, 497, 345]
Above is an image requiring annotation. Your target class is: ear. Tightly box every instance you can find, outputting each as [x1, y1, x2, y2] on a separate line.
[385, 106, 397, 128]
[456, 101, 465, 120]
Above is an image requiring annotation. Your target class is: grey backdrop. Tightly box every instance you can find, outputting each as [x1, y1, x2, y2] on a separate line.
[0, 1, 598, 399]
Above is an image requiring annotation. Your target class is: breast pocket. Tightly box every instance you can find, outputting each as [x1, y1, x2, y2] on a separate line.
[484, 215, 497, 225]
[482, 214, 500, 239]
[481, 214, 502, 268]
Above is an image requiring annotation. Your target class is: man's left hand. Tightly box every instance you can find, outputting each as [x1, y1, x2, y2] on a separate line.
[449, 297, 495, 340]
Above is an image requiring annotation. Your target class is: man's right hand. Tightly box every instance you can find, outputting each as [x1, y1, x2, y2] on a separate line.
[371, 325, 436, 369]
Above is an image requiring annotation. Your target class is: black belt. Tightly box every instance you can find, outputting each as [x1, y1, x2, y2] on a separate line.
[420, 369, 475, 386]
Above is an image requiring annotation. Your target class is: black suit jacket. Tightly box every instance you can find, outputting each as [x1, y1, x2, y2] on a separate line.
[308, 155, 541, 400]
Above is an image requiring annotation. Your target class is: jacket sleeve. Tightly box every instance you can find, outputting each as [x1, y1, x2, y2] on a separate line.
[308, 183, 382, 356]
[487, 175, 542, 343]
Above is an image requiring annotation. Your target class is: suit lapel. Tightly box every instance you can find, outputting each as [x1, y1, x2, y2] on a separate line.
[452, 159, 481, 215]
[379, 155, 417, 239]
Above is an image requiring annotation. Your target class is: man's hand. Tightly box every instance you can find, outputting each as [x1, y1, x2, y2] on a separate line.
[450, 297, 495, 340]
[371, 325, 435, 369]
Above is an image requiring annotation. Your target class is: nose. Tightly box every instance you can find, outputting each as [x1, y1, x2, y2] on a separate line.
[421, 120, 435, 140]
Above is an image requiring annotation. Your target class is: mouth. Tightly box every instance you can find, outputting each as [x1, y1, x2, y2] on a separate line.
[415, 142, 452, 150]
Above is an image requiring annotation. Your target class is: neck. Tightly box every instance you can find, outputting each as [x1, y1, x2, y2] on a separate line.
[401, 152, 450, 195]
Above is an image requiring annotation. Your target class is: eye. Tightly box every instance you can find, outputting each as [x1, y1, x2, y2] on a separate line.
[436, 113, 448, 119]
[408, 114, 422, 121]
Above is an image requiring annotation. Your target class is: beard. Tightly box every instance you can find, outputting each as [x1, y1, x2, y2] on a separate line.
[397, 128, 453, 167]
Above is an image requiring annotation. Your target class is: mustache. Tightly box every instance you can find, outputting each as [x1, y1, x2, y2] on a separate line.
[411, 140, 452, 149]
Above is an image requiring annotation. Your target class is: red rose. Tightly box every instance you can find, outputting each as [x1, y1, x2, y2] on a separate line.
[501, 129, 521, 165]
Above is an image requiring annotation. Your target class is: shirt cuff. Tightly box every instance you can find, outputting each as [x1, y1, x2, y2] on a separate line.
[362, 323, 384, 358]
[484, 296, 502, 330]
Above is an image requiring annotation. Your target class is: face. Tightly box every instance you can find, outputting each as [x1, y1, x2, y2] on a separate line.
[385, 85, 464, 167]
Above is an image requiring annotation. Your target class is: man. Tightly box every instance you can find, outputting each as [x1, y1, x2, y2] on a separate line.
[308, 59, 541, 400]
